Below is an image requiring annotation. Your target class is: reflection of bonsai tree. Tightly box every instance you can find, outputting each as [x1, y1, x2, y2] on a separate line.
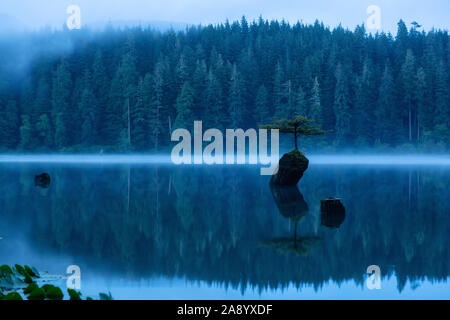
[259, 116, 324, 150]
[262, 185, 321, 256]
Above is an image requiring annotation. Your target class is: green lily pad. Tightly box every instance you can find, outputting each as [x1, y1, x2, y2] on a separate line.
[23, 283, 39, 294]
[5, 292, 23, 300]
[28, 287, 46, 300]
[24, 265, 40, 278]
[68, 288, 82, 300]
[42, 285, 64, 300]
[0, 265, 13, 275]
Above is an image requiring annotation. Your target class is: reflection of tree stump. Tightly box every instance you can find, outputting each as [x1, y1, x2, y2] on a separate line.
[270, 184, 308, 221]
[321, 198, 346, 228]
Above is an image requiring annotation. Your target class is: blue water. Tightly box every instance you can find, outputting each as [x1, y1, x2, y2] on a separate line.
[0, 156, 449, 300]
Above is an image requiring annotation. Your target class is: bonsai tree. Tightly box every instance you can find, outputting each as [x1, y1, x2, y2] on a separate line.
[259, 116, 325, 150]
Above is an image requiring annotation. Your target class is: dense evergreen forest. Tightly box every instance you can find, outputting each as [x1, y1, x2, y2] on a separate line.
[0, 17, 449, 152]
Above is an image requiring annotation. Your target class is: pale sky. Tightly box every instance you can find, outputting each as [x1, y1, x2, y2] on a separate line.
[0, 0, 449, 33]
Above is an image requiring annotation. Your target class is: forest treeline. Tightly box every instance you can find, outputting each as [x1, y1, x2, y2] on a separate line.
[0, 17, 449, 152]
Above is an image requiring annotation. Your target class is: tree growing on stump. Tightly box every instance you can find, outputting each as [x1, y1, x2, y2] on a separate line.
[259, 116, 325, 150]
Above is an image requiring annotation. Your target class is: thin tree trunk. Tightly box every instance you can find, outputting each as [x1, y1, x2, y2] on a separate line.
[127, 166, 131, 214]
[168, 174, 172, 195]
[294, 128, 298, 150]
[155, 106, 161, 151]
[168, 115, 172, 134]
[408, 170, 412, 210]
[127, 98, 131, 146]
[409, 108, 412, 141]
[417, 116, 420, 142]
[294, 222, 298, 249]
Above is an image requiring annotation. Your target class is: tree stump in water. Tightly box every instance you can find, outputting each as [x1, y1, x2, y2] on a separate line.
[35, 173, 51, 189]
[321, 198, 346, 228]
[270, 150, 309, 186]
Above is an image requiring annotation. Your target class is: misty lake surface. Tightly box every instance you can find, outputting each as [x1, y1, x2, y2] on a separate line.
[1, 156, 449, 300]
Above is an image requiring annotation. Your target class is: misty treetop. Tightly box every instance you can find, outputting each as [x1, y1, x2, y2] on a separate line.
[0, 17, 449, 152]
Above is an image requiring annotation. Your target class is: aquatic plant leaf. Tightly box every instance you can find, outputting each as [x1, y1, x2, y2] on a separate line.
[99, 292, 113, 300]
[0, 265, 13, 275]
[24, 274, 34, 284]
[23, 283, 39, 294]
[42, 284, 64, 300]
[28, 287, 46, 300]
[68, 288, 82, 300]
[5, 292, 23, 300]
[0, 271, 19, 290]
[24, 265, 39, 278]
[14, 264, 27, 277]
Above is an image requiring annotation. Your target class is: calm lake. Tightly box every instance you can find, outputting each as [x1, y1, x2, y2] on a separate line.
[0, 156, 449, 299]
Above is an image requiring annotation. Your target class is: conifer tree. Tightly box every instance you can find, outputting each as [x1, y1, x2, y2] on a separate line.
[174, 82, 195, 130]
[415, 67, 428, 141]
[333, 65, 351, 146]
[0, 100, 19, 149]
[294, 85, 308, 118]
[309, 77, 323, 125]
[192, 60, 208, 117]
[131, 78, 149, 150]
[400, 49, 417, 142]
[79, 88, 98, 145]
[36, 114, 53, 148]
[435, 60, 449, 129]
[255, 85, 269, 124]
[19, 115, 32, 150]
[92, 50, 109, 142]
[376, 65, 398, 144]
[205, 70, 224, 128]
[229, 65, 244, 128]
[106, 70, 124, 145]
[51, 60, 72, 148]
[274, 62, 288, 118]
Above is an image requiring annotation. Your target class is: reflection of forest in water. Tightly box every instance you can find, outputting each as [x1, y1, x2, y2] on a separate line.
[0, 164, 449, 293]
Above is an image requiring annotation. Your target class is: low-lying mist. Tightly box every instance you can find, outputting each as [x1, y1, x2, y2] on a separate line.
[0, 154, 449, 166]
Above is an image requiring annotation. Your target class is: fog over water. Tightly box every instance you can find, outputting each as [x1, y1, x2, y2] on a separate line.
[0, 154, 449, 166]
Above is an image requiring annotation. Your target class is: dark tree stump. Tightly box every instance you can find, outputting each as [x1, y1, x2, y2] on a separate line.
[270, 150, 309, 186]
[321, 198, 346, 228]
[35, 173, 51, 188]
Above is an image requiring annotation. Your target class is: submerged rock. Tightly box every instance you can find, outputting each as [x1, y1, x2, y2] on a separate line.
[321, 198, 346, 228]
[270, 150, 309, 186]
[34, 173, 51, 188]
